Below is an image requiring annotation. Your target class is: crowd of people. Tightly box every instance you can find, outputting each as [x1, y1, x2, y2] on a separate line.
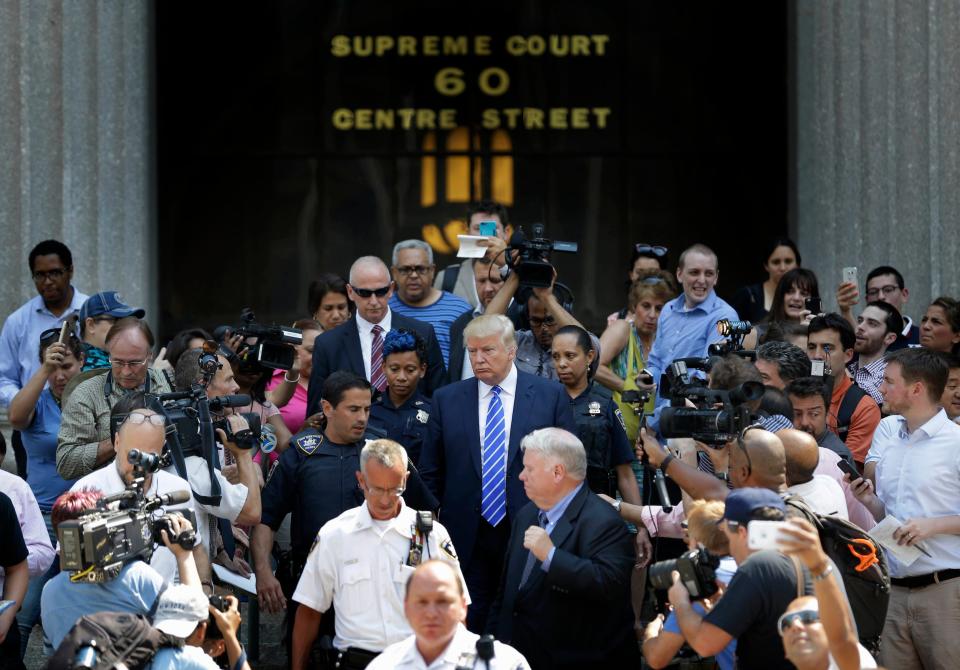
[0, 200, 958, 670]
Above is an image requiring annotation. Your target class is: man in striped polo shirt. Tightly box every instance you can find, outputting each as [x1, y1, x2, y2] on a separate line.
[389, 240, 472, 367]
[849, 301, 903, 405]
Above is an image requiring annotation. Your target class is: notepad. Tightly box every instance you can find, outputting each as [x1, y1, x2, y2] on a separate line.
[868, 515, 923, 566]
[456, 235, 489, 258]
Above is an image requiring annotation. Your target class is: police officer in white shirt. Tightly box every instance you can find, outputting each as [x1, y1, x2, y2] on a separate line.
[368, 561, 529, 670]
[850, 348, 960, 670]
[69, 403, 203, 584]
[291, 439, 466, 670]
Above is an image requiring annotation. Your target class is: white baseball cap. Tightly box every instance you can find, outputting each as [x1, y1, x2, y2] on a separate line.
[152, 585, 209, 638]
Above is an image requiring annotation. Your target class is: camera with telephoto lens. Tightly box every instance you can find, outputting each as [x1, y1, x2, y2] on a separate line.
[232, 308, 302, 372]
[506, 223, 579, 287]
[648, 548, 721, 600]
[708, 319, 756, 359]
[658, 357, 763, 446]
[147, 385, 262, 458]
[57, 449, 196, 583]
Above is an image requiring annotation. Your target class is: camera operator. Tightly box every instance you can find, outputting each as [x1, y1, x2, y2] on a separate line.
[776, 518, 877, 670]
[483, 240, 594, 380]
[368, 560, 529, 670]
[148, 587, 251, 670]
[852, 347, 960, 668]
[57, 318, 173, 480]
[172, 349, 262, 574]
[642, 499, 737, 670]
[755, 340, 813, 390]
[667, 488, 812, 670]
[40, 489, 199, 653]
[68, 399, 207, 584]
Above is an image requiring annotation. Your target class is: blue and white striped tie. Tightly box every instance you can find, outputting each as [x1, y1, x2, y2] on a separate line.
[481, 385, 507, 526]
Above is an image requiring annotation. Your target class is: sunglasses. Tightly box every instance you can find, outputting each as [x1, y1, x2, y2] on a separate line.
[350, 284, 391, 298]
[39, 327, 78, 344]
[735, 424, 763, 479]
[777, 609, 820, 635]
[638, 276, 666, 286]
[635, 243, 668, 257]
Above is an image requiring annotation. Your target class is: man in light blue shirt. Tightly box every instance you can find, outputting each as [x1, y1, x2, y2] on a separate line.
[644, 244, 738, 430]
[0, 240, 87, 407]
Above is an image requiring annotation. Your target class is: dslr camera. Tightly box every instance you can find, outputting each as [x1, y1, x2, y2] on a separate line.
[658, 357, 762, 446]
[506, 224, 578, 287]
[648, 547, 721, 600]
[57, 449, 196, 583]
[232, 308, 302, 372]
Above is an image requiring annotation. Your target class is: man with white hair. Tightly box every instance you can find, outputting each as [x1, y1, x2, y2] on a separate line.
[306, 255, 446, 416]
[290, 439, 464, 670]
[389, 239, 472, 367]
[420, 314, 575, 632]
[487, 427, 638, 669]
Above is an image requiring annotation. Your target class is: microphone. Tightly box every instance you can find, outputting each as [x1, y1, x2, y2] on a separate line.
[476, 635, 495, 665]
[209, 394, 251, 411]
[159, 490, 191, 506]
[653, 468, 672, 513]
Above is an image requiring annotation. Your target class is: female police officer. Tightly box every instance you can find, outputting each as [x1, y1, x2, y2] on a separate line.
[368, 329, 432, 465]
[552, 325, 640, 506]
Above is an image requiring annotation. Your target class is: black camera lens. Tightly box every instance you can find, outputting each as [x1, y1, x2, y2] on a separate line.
[648, 558, 679, 591]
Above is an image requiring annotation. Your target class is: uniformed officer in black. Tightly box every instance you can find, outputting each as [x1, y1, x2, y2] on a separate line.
[551, 326, 641, 505]
[249, 370, 437, 657]
[368, 328, 431, 465]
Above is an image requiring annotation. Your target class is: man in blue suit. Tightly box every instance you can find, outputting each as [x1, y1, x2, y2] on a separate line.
[306, 256, 446, 417]
[419, 313, 575, 632]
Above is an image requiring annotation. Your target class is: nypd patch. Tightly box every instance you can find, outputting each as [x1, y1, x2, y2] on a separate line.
[416, 409, 429, 424]
[295, 432, 323, 456]
[440, 538, 458, 560]
[614, 408, 626, 431]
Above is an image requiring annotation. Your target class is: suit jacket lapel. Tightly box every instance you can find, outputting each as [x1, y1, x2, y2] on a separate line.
[464, 381, 482, 477]
[345, 319, 366, 378]
[508, 374, 535, 467]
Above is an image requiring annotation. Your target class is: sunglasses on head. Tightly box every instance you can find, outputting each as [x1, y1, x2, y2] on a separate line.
[350, 284, 391, 298]
[777, 609, 820, 635]
[635, 243, 668, 257]
[39, 327, 77, 344]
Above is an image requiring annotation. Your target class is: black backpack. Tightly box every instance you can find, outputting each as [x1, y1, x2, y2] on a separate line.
[784, 496, 890, 655]
[46, 611, 183, 670]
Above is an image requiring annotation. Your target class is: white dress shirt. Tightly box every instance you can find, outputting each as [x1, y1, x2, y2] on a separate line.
[367, 623, 530, 670]
[292, 499, 466, 652]
[356, 310, 393, 381]
[787, 475, 849, 520]
[477, 364, 518, 448]
[867, 410, 960, 577]
[71, 463, 198, 584]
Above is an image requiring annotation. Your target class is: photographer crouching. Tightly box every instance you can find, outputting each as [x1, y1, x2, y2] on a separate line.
[642, 499, 737, 670]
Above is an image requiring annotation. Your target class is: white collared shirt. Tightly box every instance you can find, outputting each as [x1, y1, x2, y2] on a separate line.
[292, 499, 466, 652]
[867, 410, 960, 576]
[477, 365, 518, 448]
[367, 623, 530, 670]
[70, 462, 198, 584]
[356, 310, 393, 381]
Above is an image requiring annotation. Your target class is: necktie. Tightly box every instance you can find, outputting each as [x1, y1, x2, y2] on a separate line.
[519, 511, 549, 588]
[370, 324, 387, 391]
[481, 385, 507, 526]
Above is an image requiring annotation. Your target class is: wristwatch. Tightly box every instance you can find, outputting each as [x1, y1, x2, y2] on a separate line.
[613, 499, 622, 515]
[812, 562, 834, 582]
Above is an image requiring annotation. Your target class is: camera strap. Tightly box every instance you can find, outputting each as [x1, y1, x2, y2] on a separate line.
[151, 395, 223, 507]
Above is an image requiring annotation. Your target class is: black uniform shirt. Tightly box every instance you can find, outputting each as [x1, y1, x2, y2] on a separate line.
[368, 391, 432, 465]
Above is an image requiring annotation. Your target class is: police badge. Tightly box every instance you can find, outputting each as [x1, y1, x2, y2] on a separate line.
[416, 409, 429, 424]
[588, 401, 602, 415]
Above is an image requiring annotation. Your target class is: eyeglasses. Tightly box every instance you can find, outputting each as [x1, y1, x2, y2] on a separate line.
[123, 412, 165, 427]
[635, 243, 668, 257]
[865, 284, 900, 299]
[364, 484, 405, 499]
[32, 268, 69, 282]
[528, 315, 557, 329]
[350, 284, 391, 298]
[735, 424, 762, 479]
[777, 609, 820, 636]
[110, 358, 148, 370]
[394, 265, 432, 277]
[39, 327, 78, 345]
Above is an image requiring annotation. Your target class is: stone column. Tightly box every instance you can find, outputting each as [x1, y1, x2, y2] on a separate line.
[795, 0, 960, 323]
[0, 0, 155, 325]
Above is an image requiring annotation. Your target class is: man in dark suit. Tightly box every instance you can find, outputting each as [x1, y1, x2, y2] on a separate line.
[487, 427, 639, 669]
[306, 256, 446, 416]
[419, 314, 576, 632]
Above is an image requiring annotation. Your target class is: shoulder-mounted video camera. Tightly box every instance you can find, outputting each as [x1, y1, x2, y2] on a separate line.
[506, 224, 578, 288]
[232, 308, 302, 373]
[658, 357, 762, 446]
[57, 449, 196, 583]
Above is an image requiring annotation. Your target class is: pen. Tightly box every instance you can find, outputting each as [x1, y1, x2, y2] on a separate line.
[913, 543, 932, 558]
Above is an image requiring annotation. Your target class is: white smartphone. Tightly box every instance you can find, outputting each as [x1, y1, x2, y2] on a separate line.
[842, 266, 858, 286]
[810, 360, 826, 377]
[747, 520, 790, 551]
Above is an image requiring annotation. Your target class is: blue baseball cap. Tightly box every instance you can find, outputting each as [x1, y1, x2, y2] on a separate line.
[721, 487, 785, 525]
[79, 291, 146, 321]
